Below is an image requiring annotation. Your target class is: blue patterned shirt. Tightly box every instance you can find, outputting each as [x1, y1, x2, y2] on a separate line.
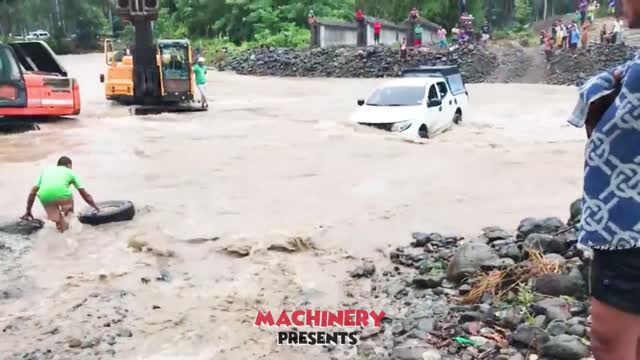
[569, 54, 640, 250]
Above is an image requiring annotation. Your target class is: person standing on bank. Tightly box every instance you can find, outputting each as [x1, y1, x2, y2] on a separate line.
[568, 0, 640, 356]
[22, 156, 99, 232]
[414, 23, 424, 47]
[193, 57, 208, 109]
[373, 19, 382, 45]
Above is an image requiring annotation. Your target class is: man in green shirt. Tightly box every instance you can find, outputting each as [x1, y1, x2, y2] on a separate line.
[22, 156, 99, 232]
[193, 57, 208, 109]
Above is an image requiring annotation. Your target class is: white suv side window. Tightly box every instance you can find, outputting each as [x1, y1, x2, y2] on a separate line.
[427, 84, 439, 101]
[436, 81, 448, 99]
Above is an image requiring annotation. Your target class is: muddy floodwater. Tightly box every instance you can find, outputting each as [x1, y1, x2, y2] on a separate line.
[0, 53, 584, 359]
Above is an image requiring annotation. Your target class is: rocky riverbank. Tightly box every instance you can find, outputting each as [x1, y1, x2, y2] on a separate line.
[218, 46, 499, 83]
[546, 44, 636, 86]
[217, 43, 637, 86]
[344, 200, 590, 360]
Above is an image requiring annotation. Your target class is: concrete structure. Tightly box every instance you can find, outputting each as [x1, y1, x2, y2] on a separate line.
[316, 18, 358, 47]
[314, 16, 440, 48]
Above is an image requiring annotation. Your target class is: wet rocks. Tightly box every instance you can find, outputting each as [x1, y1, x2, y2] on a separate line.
[540, 334, 589, 360]
[546, 320, 569, 336]
[391, 339, 439, 360]
[535, 273, 586, 298]
[517, 217, 564, 239]
[512, 324, 550, 347]
[67, 337, 82, 348]
[411, 274, 444, 289]
[219, 46, 499, 83]
[348, 200, 592, 360]
[546, 45, 638, 86]
[533, 298, 571, 321]
[0, 218, 44, 235]
[115, 327, 132, 337]
[523, 233, 568, 255]
[446, 242, 499, 283]
[349, 263, 376, 278]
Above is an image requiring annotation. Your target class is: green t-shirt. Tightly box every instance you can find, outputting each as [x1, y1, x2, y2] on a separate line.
[35, 166, 83, 204]
[415, 26, 423, 38]
[193, 63, 207, 85]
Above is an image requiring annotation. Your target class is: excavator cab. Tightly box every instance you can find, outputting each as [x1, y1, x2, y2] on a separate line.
[0, 44, 27, 109]
[101, 39, 135, 103]
[0, 40, 80, 118]
[157, 40, 193, 102]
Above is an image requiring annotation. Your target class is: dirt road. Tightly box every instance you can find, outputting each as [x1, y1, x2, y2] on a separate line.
[0, 53, 584, 359]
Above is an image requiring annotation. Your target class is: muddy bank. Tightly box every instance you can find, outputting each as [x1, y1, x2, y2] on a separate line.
[218, 46, 499, 83]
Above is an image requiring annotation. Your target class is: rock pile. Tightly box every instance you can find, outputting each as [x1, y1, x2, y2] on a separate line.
[218, 46, 499, 83]
[546, 44, 638, 86]
[348, 200, 592, 360]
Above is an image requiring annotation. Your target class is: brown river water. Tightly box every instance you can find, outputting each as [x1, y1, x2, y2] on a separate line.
[0, 53, 585, 359]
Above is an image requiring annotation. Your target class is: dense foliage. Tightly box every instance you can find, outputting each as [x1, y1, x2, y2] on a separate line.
[0, 0, 622, 52]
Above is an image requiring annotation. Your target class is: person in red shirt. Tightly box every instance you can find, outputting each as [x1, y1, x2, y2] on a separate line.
[373, 20, 382, 45]
[355, 9, 366, 46]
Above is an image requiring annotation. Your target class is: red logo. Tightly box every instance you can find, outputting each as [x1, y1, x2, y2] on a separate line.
[255, 309, 385, 345]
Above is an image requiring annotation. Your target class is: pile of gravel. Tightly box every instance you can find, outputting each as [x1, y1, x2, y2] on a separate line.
[546, 44, 638, 86]
[218, 46, 499, 83]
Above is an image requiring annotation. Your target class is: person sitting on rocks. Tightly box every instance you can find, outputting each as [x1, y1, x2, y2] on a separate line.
[21, 156, 99, 232]
[600, 23, 608, 43]
[399, 37, 408, 59]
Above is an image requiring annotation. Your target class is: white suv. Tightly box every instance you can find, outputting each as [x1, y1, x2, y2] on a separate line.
[350, 67, 469, 139]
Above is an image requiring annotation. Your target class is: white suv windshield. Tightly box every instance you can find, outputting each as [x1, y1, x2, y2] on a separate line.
[367, 86, 425, 106]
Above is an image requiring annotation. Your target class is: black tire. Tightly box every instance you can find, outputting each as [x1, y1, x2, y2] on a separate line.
[453, 110, 462, 125]
[78, 200, 135, 226]
[418, 124, 429, 138]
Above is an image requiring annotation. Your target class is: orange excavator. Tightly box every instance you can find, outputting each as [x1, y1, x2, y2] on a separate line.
[0, 41, 81, 120]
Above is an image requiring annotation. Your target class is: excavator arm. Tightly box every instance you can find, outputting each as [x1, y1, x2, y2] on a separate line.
[115, 0, 160, 103]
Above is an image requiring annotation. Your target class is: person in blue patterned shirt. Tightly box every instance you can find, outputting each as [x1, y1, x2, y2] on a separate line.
[569, 0, 640, 356]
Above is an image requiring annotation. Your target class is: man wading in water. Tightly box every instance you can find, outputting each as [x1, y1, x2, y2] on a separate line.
[569, 0, 640, 356]
[22, 156, 99, 232]
[193, 57, 208, 108]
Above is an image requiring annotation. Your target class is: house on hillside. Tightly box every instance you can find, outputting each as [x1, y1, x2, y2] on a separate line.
[312, 16, 440, 48]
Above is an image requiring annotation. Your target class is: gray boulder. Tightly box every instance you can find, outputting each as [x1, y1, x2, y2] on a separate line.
[517, 217, 564, 239]
[540, 334, 589, 360]
[446, 242, 500, 284]
[524, 233, 568, 255]
[512, 324, 550, 347]
[535, 273, 586, 298]
[391, 339, 438, 360]
[412, 275, 445, 289]
[534, 298, 571, 321]
[569, 199, 582, 225]
[546, 320, 568, 336]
